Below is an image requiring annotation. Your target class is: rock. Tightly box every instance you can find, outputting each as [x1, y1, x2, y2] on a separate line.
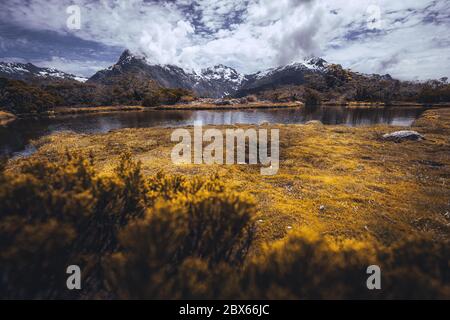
[382, 130, 424, 142]
[305, 120, 323, 125]
[444, 211, 449, 220]
[214, 99, 233, 105]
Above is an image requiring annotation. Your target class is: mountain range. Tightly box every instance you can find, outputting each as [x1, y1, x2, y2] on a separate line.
[0, 62, 87, 83]
[2, 49, 448, 113]
[1, 50, 392, 99]
[88, 50, 248, 98]
[86, 50, 346, 98]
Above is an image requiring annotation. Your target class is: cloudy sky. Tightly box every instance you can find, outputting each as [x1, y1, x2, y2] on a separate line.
[0, 0, 449, 80]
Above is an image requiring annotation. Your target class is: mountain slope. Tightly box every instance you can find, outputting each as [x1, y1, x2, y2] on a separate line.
[0, 62, 87, 83]
[88, 51, 346, 99]
[88, 50, 246, 98]
[0, 51, 431, 106]
[235, 57, 343, 97]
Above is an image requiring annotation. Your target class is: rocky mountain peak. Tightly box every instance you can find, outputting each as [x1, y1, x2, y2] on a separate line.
[305, 57, 328, 69]
[116, 49, 148, 66]
[201, 64, 245, 84]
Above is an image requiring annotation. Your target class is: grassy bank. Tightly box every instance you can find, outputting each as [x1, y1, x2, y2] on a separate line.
[323, 101, 447, 108]
[6, 101, 450, 121]
[155, 101, 303, 110]
[7, 102, 303, 119]
[12, 108, 450, 246]
[48, 105, 145, 116]
[0, 111, 16, 126]
[53, 101, 303, 114]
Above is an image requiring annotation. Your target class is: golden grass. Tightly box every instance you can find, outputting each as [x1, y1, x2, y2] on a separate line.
[323, 101, 431, 107]
[0, 110, 16, 126]
[0, 110, 15, 118]
[8, 108, 450, 249]
[37, 102, 302, 117]
[155, 101, 303, 110]
[49, 105, 145, 115]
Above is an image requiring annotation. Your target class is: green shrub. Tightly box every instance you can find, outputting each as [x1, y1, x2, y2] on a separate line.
[0, 78, 61, 114]
[418, 80, 450, 103]
[143, 87, 195, 107]
[303, 88, 322, 106]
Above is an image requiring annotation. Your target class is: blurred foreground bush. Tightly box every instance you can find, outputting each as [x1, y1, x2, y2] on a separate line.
[0, 154, 448, 299]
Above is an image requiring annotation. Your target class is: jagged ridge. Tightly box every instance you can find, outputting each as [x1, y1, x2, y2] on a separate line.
[0, 62, 87, 82]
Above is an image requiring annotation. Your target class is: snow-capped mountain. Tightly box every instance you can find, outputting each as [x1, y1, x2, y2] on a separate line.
[197, 64, 246, 94]
[235, 57, 331, 97]
[0, 62, 87, 82]
[190, 64, 247, 97]
[0, 51, 397, 100]
[90, 50, 336, 98]
[200, 64, 245, 84]
[0, 51, 349, 99]
[88, 50, 248, 97]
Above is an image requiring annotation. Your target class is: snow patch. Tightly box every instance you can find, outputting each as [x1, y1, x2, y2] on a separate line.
[0, 63, 31, 74]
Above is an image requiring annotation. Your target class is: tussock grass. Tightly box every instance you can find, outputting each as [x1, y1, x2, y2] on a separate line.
[19, 109, 450, 245]
[50, 105, 145, 115]
[0, 110, 16, 126]
[155, 101, 302, 110]
[2, 108, 450, 299]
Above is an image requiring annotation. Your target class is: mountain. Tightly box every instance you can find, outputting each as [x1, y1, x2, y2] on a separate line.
[88, 50, 343, 98]
[89, 50, 199, 89]
[0, 52, 353, 99]
[0, 51, 432, 106]
[88, 50, 246, 98]
[0, 62, 87, 83]
[195, 64, 246, 97]
[235, 58, 328, 97]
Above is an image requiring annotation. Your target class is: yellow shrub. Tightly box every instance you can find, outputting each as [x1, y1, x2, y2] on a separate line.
[1, 153, 448, 299]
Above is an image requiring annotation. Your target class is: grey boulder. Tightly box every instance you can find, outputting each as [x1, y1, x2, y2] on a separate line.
[382, 130, 424, 142]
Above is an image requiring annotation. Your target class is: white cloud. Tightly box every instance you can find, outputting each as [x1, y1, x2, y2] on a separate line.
[0, 0, 449, 79]
[34, 56, 109, 77]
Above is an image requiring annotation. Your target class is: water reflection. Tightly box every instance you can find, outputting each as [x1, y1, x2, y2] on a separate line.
[0, 106, 427, 156]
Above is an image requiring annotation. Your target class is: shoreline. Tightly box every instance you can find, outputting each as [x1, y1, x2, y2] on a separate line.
[3, 101, 450, 122]
[155, 101, 303, 110]
[0, 111, 16, 126]
[323, 101, 449, 108]
[6, 102, 303, 120]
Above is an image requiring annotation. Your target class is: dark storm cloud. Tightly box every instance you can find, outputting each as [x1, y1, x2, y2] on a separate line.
[0, 21, 120, 60]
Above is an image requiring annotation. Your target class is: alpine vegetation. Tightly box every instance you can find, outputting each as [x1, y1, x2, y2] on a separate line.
[170, 124, 279, 175]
